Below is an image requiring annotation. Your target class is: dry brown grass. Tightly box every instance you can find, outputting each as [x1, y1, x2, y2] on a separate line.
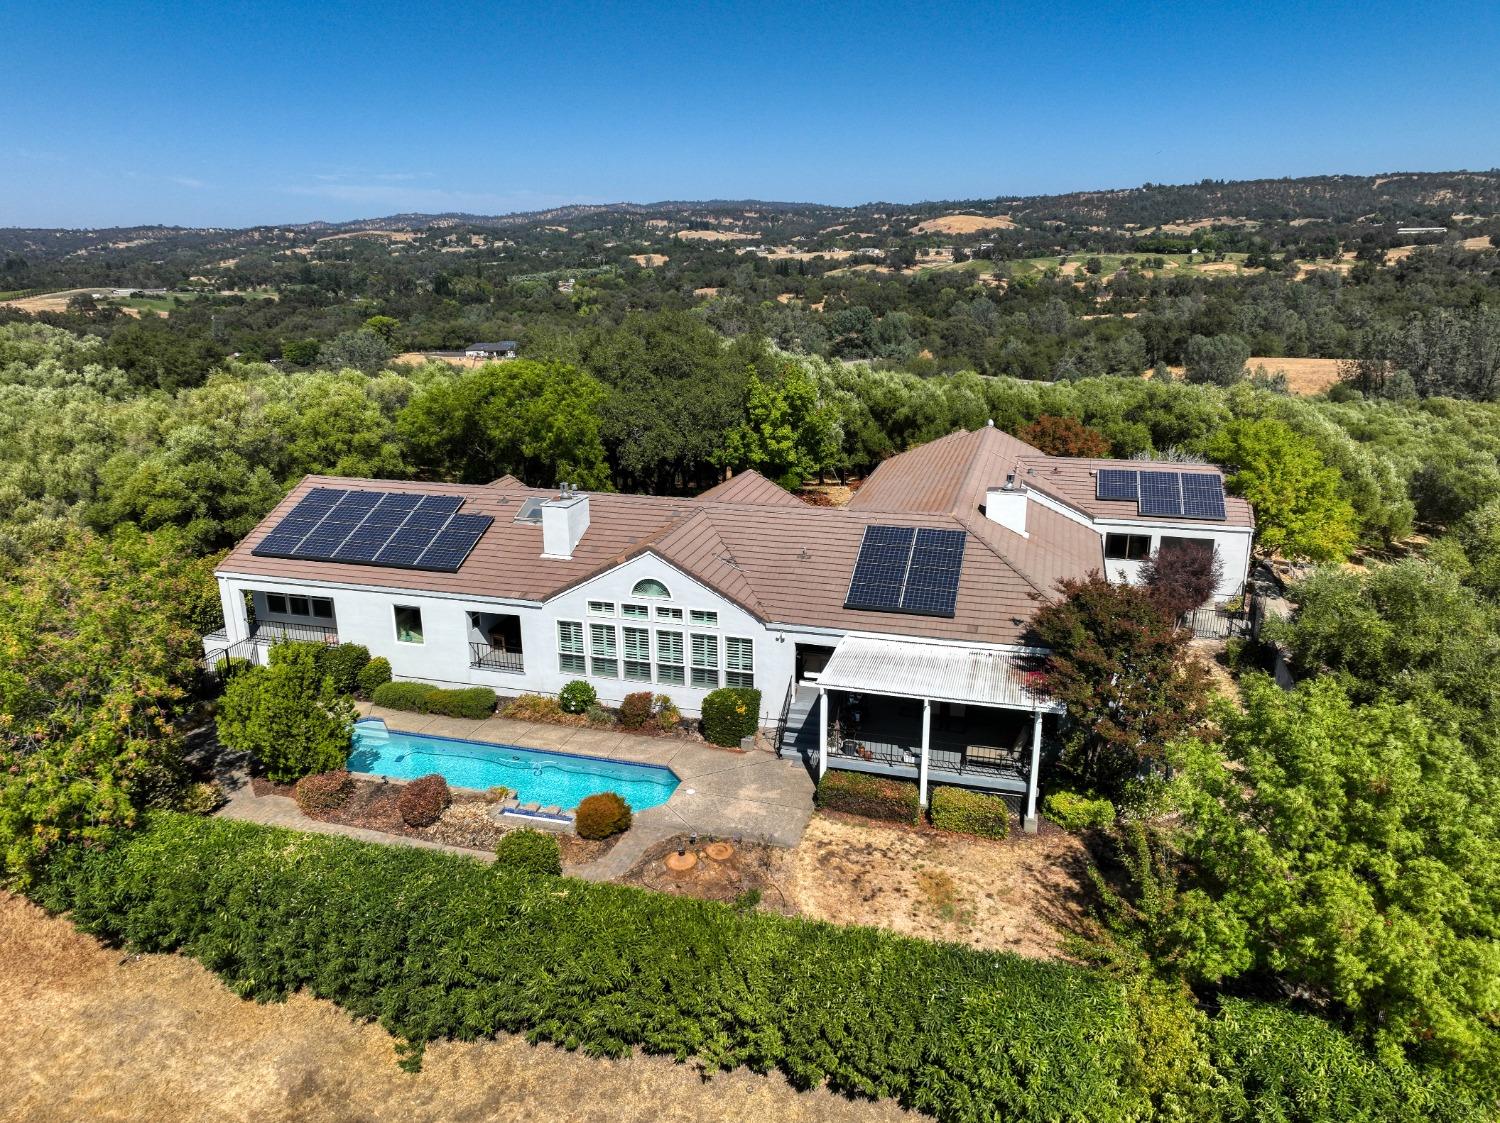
[674, 229, 758, 241]
[316, 229, 418, 243]
[1461, 235, 1495, 251]
[0, 891, 909, 1123]
[629, 253, 669, 266]
[393, 352, 490, 369]
[1, 288, 97, 313]
[1246, 356, 1346, 395]
[910, 214, 1015, 234]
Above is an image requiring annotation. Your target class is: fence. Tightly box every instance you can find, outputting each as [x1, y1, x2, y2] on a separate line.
[1179, 593, 1262, 641]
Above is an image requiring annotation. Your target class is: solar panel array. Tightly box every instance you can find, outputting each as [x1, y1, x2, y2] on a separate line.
[252, 487, 494, 572]
[845, 525, 967, 617]
[1094, 469, 1226, 521]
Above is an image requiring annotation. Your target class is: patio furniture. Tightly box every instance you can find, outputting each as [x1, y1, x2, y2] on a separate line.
[965, 743, 1022, 771]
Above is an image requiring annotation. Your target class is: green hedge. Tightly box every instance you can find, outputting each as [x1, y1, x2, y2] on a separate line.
[928, 786, 1010, 839]
[494, 829, 562, 876]
[370, 681, 497, 719]
[701, 686, 761, 747]
[1045, 790, 1116, 832]
[356, 656, 392, 698]
[321, 643, 371, 696]
[31, 815, 1480, 1122]
[815, 770, 920, 823]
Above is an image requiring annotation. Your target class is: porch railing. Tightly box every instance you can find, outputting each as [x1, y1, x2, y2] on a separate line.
[829, 732, 1028, 781]
[248, 620, 340, 645]
[1179, 592, 1261, 641]
[469, 642, 524, 673]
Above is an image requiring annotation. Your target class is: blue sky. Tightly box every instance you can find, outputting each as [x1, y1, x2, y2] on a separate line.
[3, 0, 1498, 228]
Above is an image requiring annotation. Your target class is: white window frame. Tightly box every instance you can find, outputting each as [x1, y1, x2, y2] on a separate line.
[632, 578, 672, 599]
[588, 600, 616, 617]
[656, 628, 685, 685]
[690, 609, 719, 628]
[690, 632, 720, 689]
[622, 625, 652, 682]
[590, 622, 618, 678]
[393, 604, 424, 645]
[621, 603, 650, 621]
[726, 635, 755, 690]
[655, 606, 684, 622]
[558, 619, 585, 674]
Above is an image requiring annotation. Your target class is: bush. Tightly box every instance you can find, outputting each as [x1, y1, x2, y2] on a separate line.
[558, 680, 596, 714]
[178, 781, 227, 815]
[213, 655, 253, 680]
[295, 770, 354, 815]
[34, 813, 1476, 1118]
[321, 643, 370, 696]
[357, 657, 392, 698]
[584, 702, 614, 726]
[369, 681, 497, 719]
[502, 693, 572, 723]
[216, 646, 354, 784]
[701, 686, 760, 747]
[1046, 790, 1117, 831]
[653, 693, 681, 728]
[397, 774, 450, 827]
[815, 770, 920, 823]
[574, 791, 632, 839]
[494, 829, 562, 876]
[929, 786, 1011, 839]
[619, 691, 654, 729]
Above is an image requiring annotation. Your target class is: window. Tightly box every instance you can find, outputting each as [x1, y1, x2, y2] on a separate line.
[588, 600, 615, 617]
[632, 578, 671, 598]
[726, 637, 754, 689]
[289, 596, 311, 617]
[310, 598, 334, 619]
[1159, 536, 1214, 558]
[1104, 533, 1152, 561]
[394, 605, 424, 644]
[590, 623, 618, 678]
[558, 620, 585, 674]
[621, 603, 649, 620]
[655, 606, 683, 622]
[656, 629, 684, 685]
[266, 593, 288, 614]
[514, 497, 545, 524]
[623, 626, 651, 681]
[691, 633, 719, 689]
[690, 609, 718, 628]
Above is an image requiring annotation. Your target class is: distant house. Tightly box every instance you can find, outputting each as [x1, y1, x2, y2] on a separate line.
[463, 341, 518, 360]
[1396, 226, 1446, 236]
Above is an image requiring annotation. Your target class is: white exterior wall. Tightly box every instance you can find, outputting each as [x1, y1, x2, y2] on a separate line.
[215, 551, 797, 724]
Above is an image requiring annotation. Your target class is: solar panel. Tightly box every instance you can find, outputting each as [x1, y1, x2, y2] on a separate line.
[1180, 474, 1227, 520]
[1137, 470, 1183, 517]
[844, 525, 965, 618]
[1096, 468, 1139, 501]
[252, 487, 494, 571]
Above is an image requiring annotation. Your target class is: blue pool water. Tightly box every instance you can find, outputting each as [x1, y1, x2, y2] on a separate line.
[348, 719, 679, 812]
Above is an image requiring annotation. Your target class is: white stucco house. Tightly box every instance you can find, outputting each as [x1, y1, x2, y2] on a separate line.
[206, 424, 1253, 830]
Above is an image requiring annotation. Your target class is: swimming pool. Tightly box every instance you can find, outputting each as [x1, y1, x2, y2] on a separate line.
[348, 719, 679, 812]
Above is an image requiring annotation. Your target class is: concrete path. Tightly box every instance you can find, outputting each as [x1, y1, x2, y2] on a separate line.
[215, 707, 816, 882]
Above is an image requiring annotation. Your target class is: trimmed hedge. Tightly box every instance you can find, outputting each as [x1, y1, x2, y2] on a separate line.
[928, 786, 1010, 839]
[574, 791, 632, 839]
[32, 814, 1479, 1122]
[370, 681, 498, 719]
[356, 657, 392, 698]
[815, 770, 920, 823]
[494, 828, 562, 876]
[701, 686, 760, 747]
[397, 774, 450, 827]
[321, 644, 371, 696]
[1045, 790, 1116, 832]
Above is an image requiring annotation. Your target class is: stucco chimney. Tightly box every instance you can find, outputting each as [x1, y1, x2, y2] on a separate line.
[985, 474, 1029, 538]
[541, 493, 590, 559]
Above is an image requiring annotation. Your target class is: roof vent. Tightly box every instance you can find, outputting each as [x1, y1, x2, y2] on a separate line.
[986, 418, 994, 427]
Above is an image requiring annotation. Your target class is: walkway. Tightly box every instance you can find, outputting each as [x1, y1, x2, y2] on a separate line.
[215, 705, 817, 882]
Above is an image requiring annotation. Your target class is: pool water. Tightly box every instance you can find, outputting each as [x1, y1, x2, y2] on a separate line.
[348, 719, 679, 812]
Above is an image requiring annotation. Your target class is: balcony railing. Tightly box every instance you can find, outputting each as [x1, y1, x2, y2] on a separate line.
[249, 620, 340, 645]
[470, 642, 524, 673]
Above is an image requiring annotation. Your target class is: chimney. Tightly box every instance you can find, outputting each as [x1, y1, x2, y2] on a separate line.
[541, 489, 590, 559]
[985, 473, 1029, 538]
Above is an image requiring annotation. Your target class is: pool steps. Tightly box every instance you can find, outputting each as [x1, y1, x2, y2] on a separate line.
[489, 795, 575, 832]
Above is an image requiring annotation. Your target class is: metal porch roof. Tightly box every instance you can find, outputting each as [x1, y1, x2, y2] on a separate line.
[816, 634, 1062, 712]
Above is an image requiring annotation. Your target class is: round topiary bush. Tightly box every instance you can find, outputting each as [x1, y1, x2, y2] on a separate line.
[321, 643, 371, 696]
[558, 680, 597, 715]
[494, 828, 563, 876]
[701, 686, 761, 747]
[356, 656, 392, 698]
[295, 770, 354, 815]
[397, 773, 451, 827]
[574, 791, 632, 839]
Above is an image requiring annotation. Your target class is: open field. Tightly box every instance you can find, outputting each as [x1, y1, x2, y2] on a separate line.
[394, 352, 491, 369]
[1246, 355, 1347, 395]
[1003, 251, 1257, 279]
[674, 229, 758, 241]
[910, 213, 1015, 234]
[629, 253, 669, 266]
[1, 287, 98, 313]
[1, 891, 909, 1123]
[1461, 235, 1496, 250]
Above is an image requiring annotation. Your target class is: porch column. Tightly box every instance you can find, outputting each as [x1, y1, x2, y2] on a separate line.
[817, 687, 828, 778]
[918, 697, 932, 808]
[1023, 708, 1043, 833]
[219, 580, 250, 643]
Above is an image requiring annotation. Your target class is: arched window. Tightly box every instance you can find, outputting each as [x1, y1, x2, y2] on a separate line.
[632, 578, 671, 599]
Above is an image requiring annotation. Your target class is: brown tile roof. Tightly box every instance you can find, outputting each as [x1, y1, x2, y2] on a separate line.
[1016, 456, 1254, 527]
[693, 469, 808, 507]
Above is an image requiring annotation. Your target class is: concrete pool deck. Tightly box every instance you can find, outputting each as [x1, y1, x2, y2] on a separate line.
[217, 705, 817, 882]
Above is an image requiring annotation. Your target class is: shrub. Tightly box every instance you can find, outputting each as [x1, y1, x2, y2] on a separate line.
[701, 686, 760, 747]
[216, 645, 354, 783]
[558, 680, 597, 714]
[369, 681, 497, 719]
[35, 814, 1473, 1117]
[653, 693, 681, 728]
[1046, 790, 1117, 831]
[502, 693, 570, 722]
[929, 786, 1010, 839]
[178, 780, 227, 815]
[295, 770, 354, 815]
[815, 770, 919, 823]
[619, 690, 654, 729]
[494, 828, 563, 876]
[357, 657, 392, 698]
[213, 655, 253, 680]
[574, 791, 632, 839]
[584, 703, 614, 726]
[321, 643, 371, 696]
[397, 774, 450, 827]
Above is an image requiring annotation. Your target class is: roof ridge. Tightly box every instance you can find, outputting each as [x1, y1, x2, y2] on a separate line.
[951, 513, 1051, 600]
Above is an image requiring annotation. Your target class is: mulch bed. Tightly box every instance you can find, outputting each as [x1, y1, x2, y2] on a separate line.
[617, 834, 795, 912]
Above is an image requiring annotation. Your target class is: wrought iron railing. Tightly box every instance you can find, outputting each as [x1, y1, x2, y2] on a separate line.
[469, 642, 524, 673]
[250, 620, 340, 644]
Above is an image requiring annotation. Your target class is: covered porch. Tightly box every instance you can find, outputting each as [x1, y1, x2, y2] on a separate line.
[782, 634, 1060, 832]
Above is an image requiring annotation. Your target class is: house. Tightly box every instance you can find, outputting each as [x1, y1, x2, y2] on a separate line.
[463, 341, 518, 359]
[205, 424, 1253, 831]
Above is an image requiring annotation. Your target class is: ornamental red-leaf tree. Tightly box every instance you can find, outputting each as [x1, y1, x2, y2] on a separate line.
[1018, 415, 1112, 458]
[1028, 573, 1213, 798]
